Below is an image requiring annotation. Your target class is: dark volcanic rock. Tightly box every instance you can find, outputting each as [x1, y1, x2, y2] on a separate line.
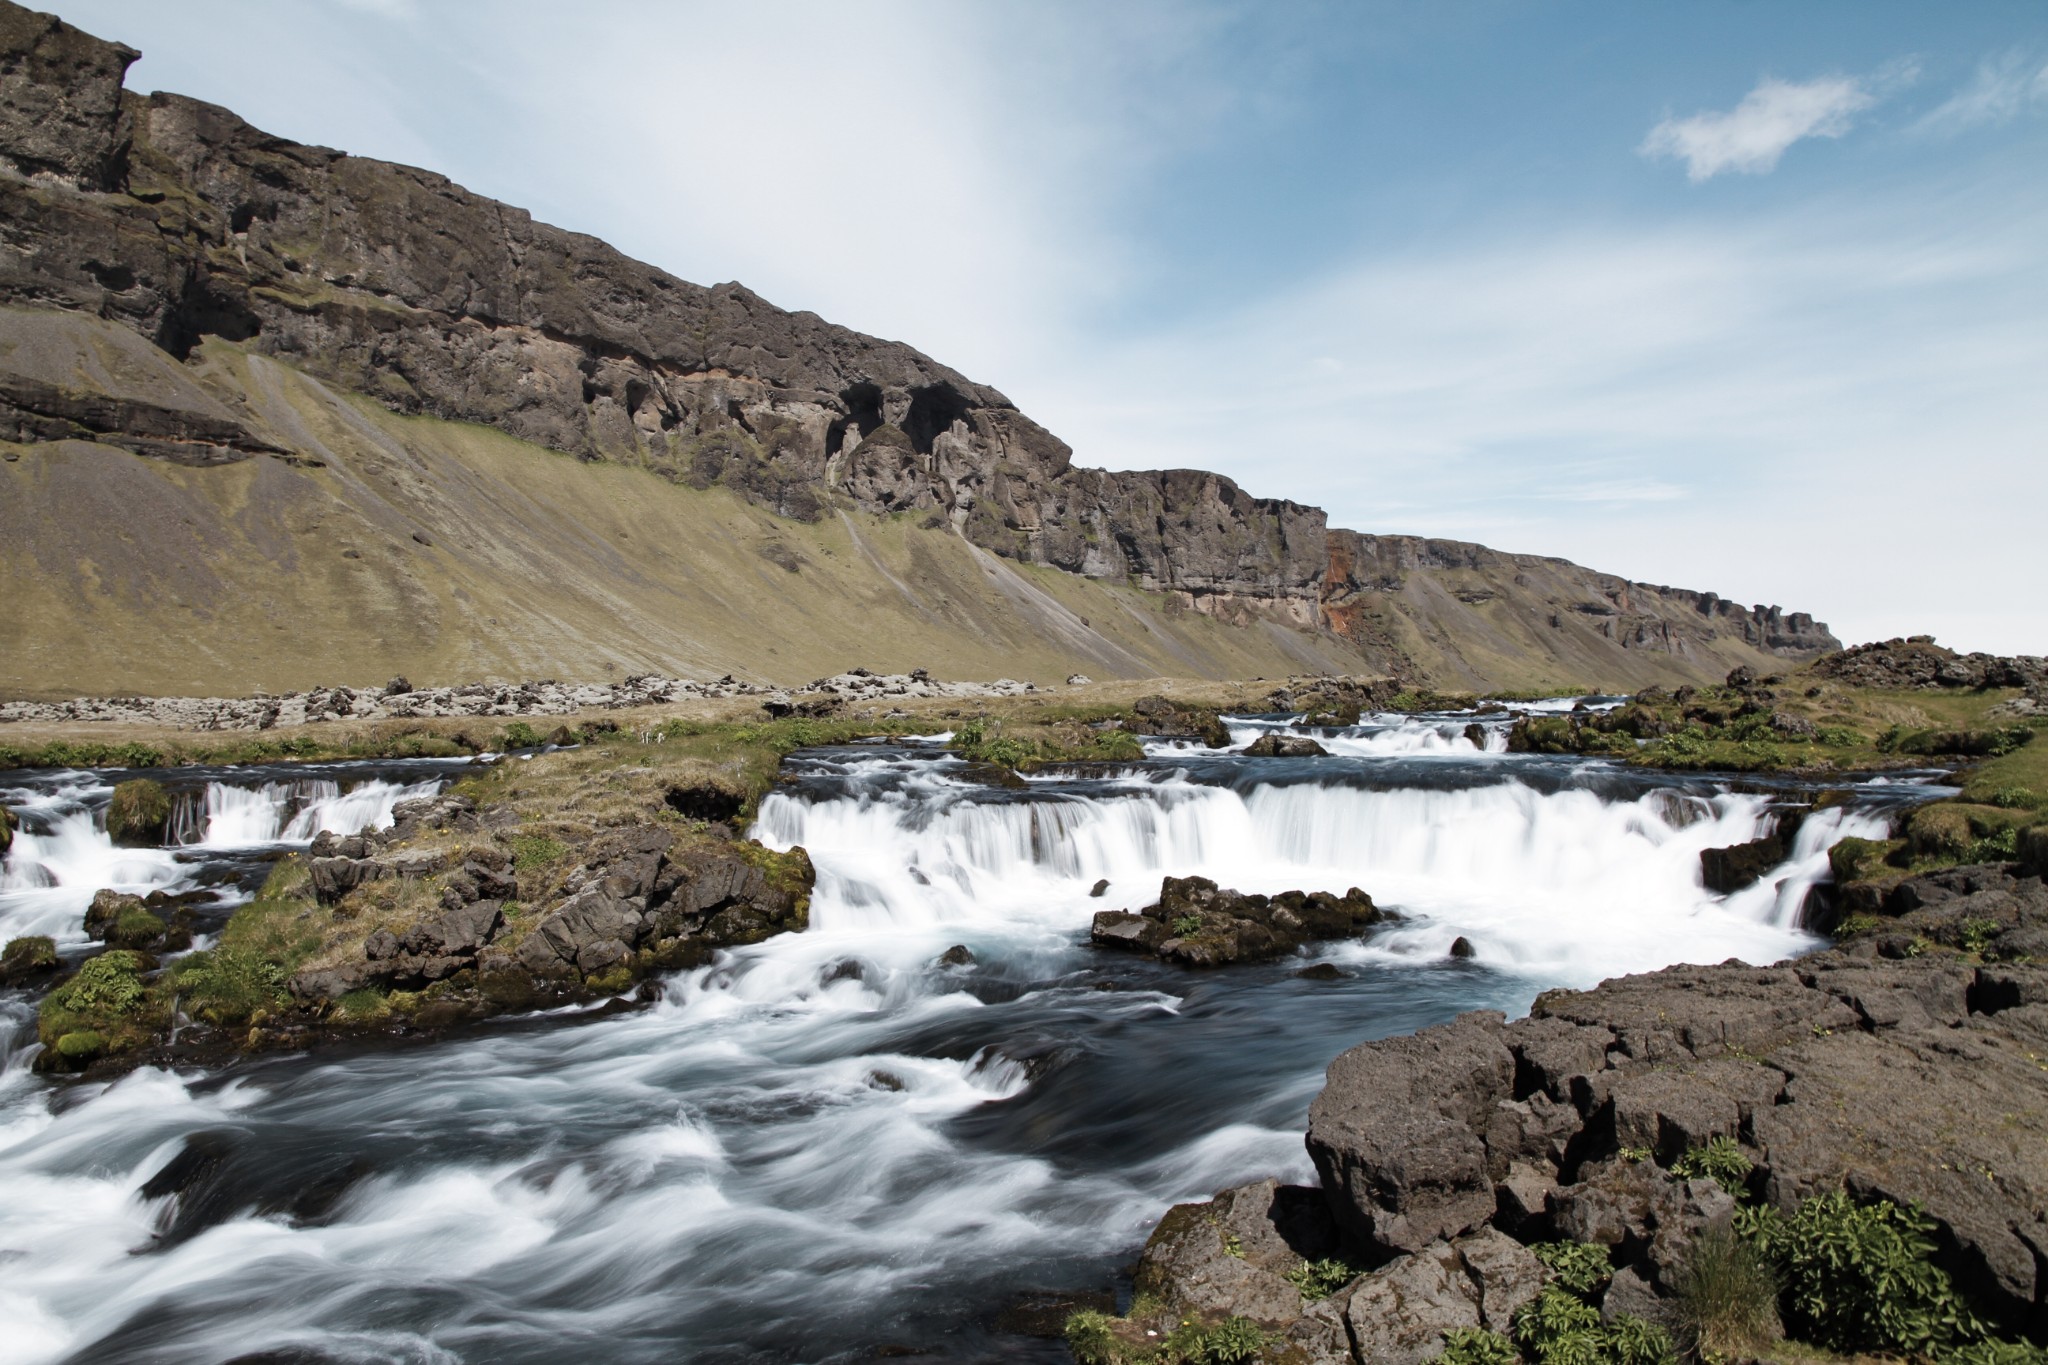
[1241, 732, 1330, 758]
[1089, 874, 1380, 967]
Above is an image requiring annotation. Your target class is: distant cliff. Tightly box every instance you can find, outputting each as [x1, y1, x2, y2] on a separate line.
[0, 1, 1836, 692]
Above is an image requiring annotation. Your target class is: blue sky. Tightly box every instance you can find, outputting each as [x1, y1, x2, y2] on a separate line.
[56, 0, 2048, 653]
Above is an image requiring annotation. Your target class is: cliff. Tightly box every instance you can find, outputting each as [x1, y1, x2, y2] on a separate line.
[0, 2, 1837, 694]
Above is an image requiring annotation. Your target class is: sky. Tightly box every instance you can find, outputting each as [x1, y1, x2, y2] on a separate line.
[55, 0, 2048, 654]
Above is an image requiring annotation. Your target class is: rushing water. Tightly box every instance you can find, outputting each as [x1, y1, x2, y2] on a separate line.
[0, 712, 1942, 1365]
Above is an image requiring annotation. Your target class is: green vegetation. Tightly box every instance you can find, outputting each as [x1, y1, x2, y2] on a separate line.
[507, 832, 567, 872]
[163, 859, 317, 1025]
[1739, 1192, 1987, 1358]
[38, 950, 157, 1061]
[1171, 915, 1203, 937]
[1670, 1135, 1752, 1193]
[1064, 1310, 1267, 1365]
[1436, 1327, 1522, 1365]
[1671, 1221, 1780, 1360]
[1285, 1256, 1363, 1301]
[950, 715, 1146, 771]
[105, 907, 167, 948]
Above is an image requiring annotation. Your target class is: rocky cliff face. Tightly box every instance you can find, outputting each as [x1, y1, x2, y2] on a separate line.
[0, 1, 1837, 687]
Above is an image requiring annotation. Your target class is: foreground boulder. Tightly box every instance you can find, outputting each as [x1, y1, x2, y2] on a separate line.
[1090, 875, 1380, 967]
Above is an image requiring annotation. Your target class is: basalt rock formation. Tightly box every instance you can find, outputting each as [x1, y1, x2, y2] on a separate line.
[0, 2, 1837, 694]
[1089, 875, 1382, 966]
[1100, 862, 2048, 1363]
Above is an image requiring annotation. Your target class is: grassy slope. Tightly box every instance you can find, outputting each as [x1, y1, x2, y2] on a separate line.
[0, 332, 1362, 698]
[0, 309, 1808, 699]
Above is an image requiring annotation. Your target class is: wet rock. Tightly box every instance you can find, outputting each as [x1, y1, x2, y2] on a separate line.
[1089, 910, 1167, 953]
[1088, 878, 1110, 898]
[1241, 732, 1330, 758]
[0, 933, 58, 983]
[0, 803, 12, 855]
[1092, 875, 1381, 968]
[1449, 935, 1475, 959]
[1296, 962, 1345, 981]
[936, 944, 975, 967]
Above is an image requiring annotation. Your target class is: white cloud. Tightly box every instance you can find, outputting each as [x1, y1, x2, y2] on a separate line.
[1018, 193, 2048, 653]
[1641, 75, 1876, 180]
[1916, 51, 2048, 135]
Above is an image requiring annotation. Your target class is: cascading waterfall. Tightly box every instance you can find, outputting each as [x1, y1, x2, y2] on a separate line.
[0, 771, 447, 946]
[0, 714, 1935, 1365]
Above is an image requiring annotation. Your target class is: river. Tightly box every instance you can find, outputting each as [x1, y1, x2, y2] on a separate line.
[0, 706, 1939, 1364]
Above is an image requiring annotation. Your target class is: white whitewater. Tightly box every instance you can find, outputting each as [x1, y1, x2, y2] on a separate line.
[0, 774, 444, 948]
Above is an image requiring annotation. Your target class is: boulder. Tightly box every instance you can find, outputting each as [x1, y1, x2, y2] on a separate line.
[1242, 733, 1330, 758]
[1093, 875, 1381, 968]
[1340, 1231, 1543, 1365]
[1307, 1012, 1515, 1252]
[1133, 1179, 1342, 1326]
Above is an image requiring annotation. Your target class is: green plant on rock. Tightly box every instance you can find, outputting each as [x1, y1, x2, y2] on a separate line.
[1514, 1244, 1674, 1365]
[1670, 1135, 1752, 1194]
[1944, 1342, 2048, 1365]
[1064, 1309, 1120, 1365]
[1530, 1241, 1614, 1299]
[507, 832, 567, 872]
[1958, 918, 2003, 954]
[1983, 786, 2040, 811]
[105, 778, 172, 844]
[1286, 1255, 1363, 1301]
[1742, 1191, 1984, 1357]
[1433, 1326, 1520, 1365]
[1172, 915, 1204, 937]
[1672, 1220, 1780, 1360]
[1202, 1316, 1265, 1364]
[2, 935, 58, 975]
[106, 907, 166, 948]
[38, 949, 156, 1056]
[500, 720, 546, 750]
[1832, 913, 1885, 939]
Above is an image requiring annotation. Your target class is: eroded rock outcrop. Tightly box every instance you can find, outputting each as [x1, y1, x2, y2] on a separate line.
[1110, 863, 2048, 1361]
[1090, 875, 1382, 967]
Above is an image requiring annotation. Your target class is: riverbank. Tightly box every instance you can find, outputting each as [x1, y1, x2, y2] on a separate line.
[1078, 857, 2048, 1365]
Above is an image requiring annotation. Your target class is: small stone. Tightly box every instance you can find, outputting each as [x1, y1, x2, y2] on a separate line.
[1449, 936, 1476, 959]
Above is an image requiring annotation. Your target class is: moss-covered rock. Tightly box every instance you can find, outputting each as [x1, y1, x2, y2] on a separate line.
[0, 803, 13, 855]
[105, 778, 173, 846]
[0, 934, 59, 983]
[37, 949, 158, 1068]
[1907, 805, 1974, 860]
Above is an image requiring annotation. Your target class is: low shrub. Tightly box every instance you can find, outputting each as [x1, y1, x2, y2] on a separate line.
[1513, 1244, 1673, 1365]
[38, 949, 156, 1054]
[1741, 1191, 1983, 1357]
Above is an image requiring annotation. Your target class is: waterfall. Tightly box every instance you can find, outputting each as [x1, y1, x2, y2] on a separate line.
[753, 752, 1881, 989]
[0, 771, 445, 946]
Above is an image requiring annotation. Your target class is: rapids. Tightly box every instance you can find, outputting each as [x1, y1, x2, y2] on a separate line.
[0, 711, 1942, 1364]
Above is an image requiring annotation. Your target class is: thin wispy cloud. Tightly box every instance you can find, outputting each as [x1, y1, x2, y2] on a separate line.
[1916, 51, 2048, 135]
[1641, 75, 1877, 180]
